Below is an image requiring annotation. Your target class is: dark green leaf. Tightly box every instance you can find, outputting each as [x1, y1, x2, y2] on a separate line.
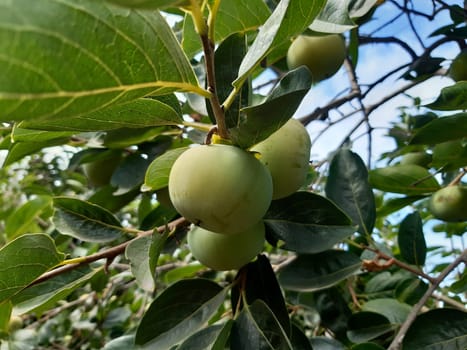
[310, 337, 346, 350]
[177, 322, 233, 350]
[53, 197, 124, 243]
[361, 298, 411, 324]
[19, 97, 183, 132]
[135, 279, 226, 348]
[110, 153, 151, 195]
[264, 192, 355, 254]
[426, 82, 467, 111]
[231, 255, 290, 336]
[144, 147, 188, 191]
[278, 250, 361, 292]
[230, 299, 293, 350]
[369, 165, 440, 195]
[394, 278, 428, 305]
[230, 67, 312, 148]
[403, 308, 467, 350]
[325, 149, 376, 235]
[397, 212, 426, 266]
[0, 234, 65, 303]
[347, 312, 394, 343]
[410, 113, 467, 144]
[290, 324, 313, 350]
[0, 0, 199, 122]
[351, 343, 386, 350]
[235, 0, 325, 87]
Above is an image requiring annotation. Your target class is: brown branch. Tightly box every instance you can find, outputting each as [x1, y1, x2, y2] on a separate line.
[388, 249, 467, 350]
[29, 217, 189, 287]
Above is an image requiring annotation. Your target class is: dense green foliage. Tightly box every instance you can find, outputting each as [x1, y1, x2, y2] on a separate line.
[0, 1, 466, 349]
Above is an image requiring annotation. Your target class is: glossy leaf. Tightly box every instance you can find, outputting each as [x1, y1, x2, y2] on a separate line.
[53, 197, 124, 243]
[235, 0, 325, 87]
[0, 234, 65, 303]
[403, 308, 467, 349]
[369, 164, 440, 195]
[5, 195, 52, 240]
[230, 67, 312, 148]
[231, 255, 290, 336]
[264, 192, 355, 254]
[125, 231, 168, 292]
[310, 0, 356, 33]
[347, 312, 394, 343]
[325, 149, 376, 235]
[135, 279, 226, 348]
[143, 147, 189, 191]
[230, 299, 293, 350]
[19, 97, 183, 132]
[176, 321, 232, 350]
[426, 81, 467, 110]
[290, 324, 313, 350]
[278, 250, 361, 292]
[397, 212, 426, 266]
[11, 265, 100, 316]
[0, 0, 199, 122]
[410, 112, 467, 144]
[361, 298, 411, 324]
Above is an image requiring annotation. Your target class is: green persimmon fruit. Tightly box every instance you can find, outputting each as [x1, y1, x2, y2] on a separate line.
[83, 152, 122, 188]
[251, 119, 311, 199]
[168, 144, 273, 234]
[287, 34, 346, 83]
[187, 221, 265, 270]
[429, 186, 467, 222]
[449, 50, 467, 82]
[400, 152, 432, 168]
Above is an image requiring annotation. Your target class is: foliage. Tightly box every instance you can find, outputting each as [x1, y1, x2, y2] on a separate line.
[0, 0, 466, 349]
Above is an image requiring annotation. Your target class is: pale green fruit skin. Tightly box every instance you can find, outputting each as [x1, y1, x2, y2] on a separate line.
[251, 119, 311, 199]
[400, 152, 432, 168]
[187, 221, 265, 270]
[168, 144, 273, 234]
[429, 186, 467, 222]
[287, 34, 346, 83]
[449, 50, 467, 82]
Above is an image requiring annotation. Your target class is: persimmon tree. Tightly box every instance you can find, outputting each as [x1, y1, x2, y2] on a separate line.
[0, 0, 466, 349]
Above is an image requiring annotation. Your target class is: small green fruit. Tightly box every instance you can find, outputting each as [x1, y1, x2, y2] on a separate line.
[251, 119, 311, 199]
[187, 221, 265, 271]
[83, 152, 122, 187]
[449, 50, 467, 82]
[287, 34, 346, 83]
[400, 152, 432, 168]
[168, 144, 273, 234]
[429, 186, 467, 222]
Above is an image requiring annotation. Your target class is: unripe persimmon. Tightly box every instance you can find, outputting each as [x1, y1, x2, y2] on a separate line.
[187, 221, 265, 271]
[168, 144, 272, 234]
[251, 119, 311, 199]
[429, 185, 467, 222]
[449, 50, 467, 82]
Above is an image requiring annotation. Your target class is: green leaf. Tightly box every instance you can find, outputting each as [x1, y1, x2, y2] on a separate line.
[181, 0, 271, 58]
[426, 81, 467, 111]
[103, 335, 137, 350]
[369, 165, 440, 195]
[325, 149, 376, 235]
[264, 192, 355, 254]
[403, 308, 467, 350]
[234, 0, 326, 87]
[143, 147, 188, 191]
[310, 336, 346, 350]
[0, 0, 199, 122]
[346, 312, 394, 343]
[351, 343, 386, 350]
[11, 127, 74, 142]
[410, 113, 467, 144]
[230, 299, 293, 350]
[310, 0, 356, 33]
[0, 234, 65, 303]
[5, 195, 52, 240]
[361, 298, 411, 324]
[231, 255, 290, 336]
[431, 139, 467, 171]
[176, 322, 233, 350]
[278, 250, 361, 292]
[397, 212, 426, 266]
[348, 0, 379, 19]
[125, 231, 168, 292]
[0, 301, 12, 333]
[110, 153, 152, 195]
[290, 324, 313, 350]
[11, 265, 100, 316]
[395, 278, 428, 305]
[376, 195, 426, 217]
[230, 67, 312, 149]
[19, 97, 183, 132]
[135, 279, 226, 348]
[53, 197, 124, 243]
[104, 0, 189, 9]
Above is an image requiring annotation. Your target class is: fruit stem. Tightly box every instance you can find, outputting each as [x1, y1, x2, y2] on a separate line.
[447, 168, 466, 186]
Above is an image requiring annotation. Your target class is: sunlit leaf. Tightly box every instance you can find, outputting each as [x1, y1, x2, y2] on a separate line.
[310, 0, 356, 33]
[143, 147, 188, 191]
[362, 298, 411, 324]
